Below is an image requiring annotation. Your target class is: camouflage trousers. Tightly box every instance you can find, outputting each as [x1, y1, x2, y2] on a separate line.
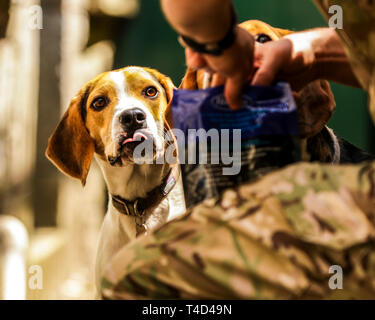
[102, 161, 375, 299]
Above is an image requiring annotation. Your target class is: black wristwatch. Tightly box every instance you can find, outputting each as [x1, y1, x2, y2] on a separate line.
[177, 5, 238, 56]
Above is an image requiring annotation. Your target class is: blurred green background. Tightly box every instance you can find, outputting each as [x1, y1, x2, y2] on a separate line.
[114, 0, 375, 153]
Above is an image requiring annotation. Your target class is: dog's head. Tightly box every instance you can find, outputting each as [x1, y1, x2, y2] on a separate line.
[180, 20, 336, 140]
[46, 66, 175, 185]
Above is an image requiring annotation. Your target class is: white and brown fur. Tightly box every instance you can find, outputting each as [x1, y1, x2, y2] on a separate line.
[46, 67, 186, 290]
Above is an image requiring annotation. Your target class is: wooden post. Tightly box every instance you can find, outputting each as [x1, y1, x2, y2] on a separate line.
[0, 0, 40, 230]
[33, 0, 61, 227]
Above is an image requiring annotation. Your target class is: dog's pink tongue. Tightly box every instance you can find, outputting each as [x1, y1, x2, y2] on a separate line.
[123, 132, 148, 145]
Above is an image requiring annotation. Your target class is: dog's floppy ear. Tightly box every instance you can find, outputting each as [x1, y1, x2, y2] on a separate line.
[295, 79, 336, 138]
[45, 85, 95, 186]
[179, 67, 198, 90]
[273, 27, 293, 38]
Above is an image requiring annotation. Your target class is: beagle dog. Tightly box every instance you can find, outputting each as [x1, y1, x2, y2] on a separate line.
[46, 67, 186, 289]
[181, 20, 375, 164]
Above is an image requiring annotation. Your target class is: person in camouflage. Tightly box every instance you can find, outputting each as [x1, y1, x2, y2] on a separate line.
[102, 162, 375, 299]
[101, 0, 375, 299]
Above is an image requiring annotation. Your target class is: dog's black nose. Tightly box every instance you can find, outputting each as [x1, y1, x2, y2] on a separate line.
[119, 108, 147, 130]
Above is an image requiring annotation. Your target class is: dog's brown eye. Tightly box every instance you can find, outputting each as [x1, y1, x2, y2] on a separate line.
[256, 34, 272, 43]
[144, 86, 158, 98]
[91, 97, 108, 111]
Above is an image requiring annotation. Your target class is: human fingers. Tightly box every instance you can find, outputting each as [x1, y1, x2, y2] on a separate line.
[211, 73, 225, 87]
[224, 75, 244, 110]
[251, 39, 291, 86]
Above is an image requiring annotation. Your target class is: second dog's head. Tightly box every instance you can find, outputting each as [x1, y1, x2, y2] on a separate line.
[46, 66, 175, 185]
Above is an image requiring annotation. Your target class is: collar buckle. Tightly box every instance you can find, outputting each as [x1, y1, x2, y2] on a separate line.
[133, 199, 144, 217]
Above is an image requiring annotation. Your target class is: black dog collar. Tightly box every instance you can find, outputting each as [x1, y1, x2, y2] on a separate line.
[111, 166, 180, 235]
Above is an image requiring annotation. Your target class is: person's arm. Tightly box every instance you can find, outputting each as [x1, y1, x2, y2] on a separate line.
[305, 28, 360, 87]
[252, 27, 361, 90]
[161, 0, 255, 110]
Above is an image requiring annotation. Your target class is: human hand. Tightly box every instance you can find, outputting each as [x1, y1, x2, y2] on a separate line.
[251, 33, 317, 91]
[185, 26, 255, 110]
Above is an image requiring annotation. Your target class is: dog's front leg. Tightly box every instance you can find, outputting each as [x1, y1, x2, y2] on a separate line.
[95, 207, 135, 292]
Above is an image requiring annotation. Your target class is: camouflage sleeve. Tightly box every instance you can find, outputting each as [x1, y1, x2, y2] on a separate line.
[101, 161, 375, 299]
[314, 0, 375, 123]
